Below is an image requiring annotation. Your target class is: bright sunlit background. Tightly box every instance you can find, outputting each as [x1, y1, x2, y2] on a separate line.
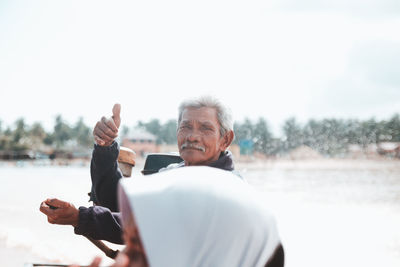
[1, 1, 400, 267]
[1, 0, 399, 136]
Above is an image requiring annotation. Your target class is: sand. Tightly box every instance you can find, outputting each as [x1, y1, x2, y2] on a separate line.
[0, 236, 49, 267]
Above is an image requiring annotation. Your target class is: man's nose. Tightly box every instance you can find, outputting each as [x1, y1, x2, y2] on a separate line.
[186, 129, 201, 142]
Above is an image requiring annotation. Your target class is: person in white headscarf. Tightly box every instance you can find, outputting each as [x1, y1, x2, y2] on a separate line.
[79, 166, 284, 267]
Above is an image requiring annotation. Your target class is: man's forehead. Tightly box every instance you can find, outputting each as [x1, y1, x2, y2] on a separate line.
[180, 119, 216, 126]
[181, 107, 219, 123]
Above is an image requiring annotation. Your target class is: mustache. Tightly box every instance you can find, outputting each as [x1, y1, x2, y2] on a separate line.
[180, 143, 206, 152]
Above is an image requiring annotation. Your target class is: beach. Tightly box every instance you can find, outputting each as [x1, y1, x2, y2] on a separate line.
[1, 158, 399, 267]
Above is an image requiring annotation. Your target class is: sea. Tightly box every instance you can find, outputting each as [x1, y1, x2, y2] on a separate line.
[0, 159, 399, 267]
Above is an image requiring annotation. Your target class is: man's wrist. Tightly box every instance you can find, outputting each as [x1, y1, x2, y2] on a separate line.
[94, 141, 118, 151]
[71, 206, 79, 227]
[74, 206, 88, 233]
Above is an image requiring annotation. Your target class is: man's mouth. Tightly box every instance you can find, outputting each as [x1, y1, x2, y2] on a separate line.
[180, 143, 206, 152]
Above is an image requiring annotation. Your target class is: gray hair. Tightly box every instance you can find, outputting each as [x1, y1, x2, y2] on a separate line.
[178, 96, 234, 136]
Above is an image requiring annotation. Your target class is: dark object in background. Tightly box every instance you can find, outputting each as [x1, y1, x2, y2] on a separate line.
[142, 153, 182, 175]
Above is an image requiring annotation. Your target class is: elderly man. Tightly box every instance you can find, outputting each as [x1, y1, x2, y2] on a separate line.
[40, 96, 238, 244]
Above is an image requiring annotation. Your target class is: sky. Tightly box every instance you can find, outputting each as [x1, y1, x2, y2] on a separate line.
[0, 0, 399, 136]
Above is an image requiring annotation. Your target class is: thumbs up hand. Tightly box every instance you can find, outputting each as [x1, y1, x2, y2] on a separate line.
[93, 103, 121, 146]
[112, 103, 121, 129]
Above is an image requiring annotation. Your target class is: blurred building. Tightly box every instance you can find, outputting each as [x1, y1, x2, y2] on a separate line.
[377, 142, 400, 158]
[238, 139, 254, 155]
[121, 129, 158, 157]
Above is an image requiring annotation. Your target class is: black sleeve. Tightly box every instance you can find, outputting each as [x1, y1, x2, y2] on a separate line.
[265, 243, 285, 267]
[74, 206, 124, 244]
[90, 141, 122, 212]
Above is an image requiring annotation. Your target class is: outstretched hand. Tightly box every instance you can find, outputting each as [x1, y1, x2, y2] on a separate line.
[39, 198, 79, 227]
[93, 103, 121, 146]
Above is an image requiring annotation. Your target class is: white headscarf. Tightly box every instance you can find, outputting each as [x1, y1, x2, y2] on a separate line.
[118, 166, 282, 267]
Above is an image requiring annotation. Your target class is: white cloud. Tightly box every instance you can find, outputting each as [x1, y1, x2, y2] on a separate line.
[269, 0, 400, 18]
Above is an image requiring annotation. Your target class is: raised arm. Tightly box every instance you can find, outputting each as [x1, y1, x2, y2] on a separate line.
[90, 104, 123, 211]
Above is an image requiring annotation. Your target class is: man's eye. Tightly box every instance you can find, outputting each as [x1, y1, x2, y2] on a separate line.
[201, 126, 213, 131]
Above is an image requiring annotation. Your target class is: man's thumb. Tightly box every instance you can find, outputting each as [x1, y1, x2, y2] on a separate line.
[112, 103, 121, 128]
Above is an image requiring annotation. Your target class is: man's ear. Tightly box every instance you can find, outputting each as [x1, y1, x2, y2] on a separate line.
[220, 130, 234, 151]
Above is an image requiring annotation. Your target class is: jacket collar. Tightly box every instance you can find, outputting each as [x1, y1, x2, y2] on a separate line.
[179, 150, 235, 171]
[208, 151, 235, 171]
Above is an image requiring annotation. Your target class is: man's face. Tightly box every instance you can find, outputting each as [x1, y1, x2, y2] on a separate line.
[177, 107, 228, 166]
[120, 217, 148, 267]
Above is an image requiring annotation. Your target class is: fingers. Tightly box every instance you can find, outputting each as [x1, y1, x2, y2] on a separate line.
[112, 103, 121, 129]
[39, 198, 79, 226]
[92, 103, 122, 146]
[40, 200, 58, 224]
[40, 198, 62, 214]
[89, 256, 102, 267]
[39, 200, 52, 215]
[93, 119, 118, 146]
[112, 253, 129, 267]
[45, 198, 69, 209]
[94, 135, 106, 146]
[102, 116, 119, 133]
